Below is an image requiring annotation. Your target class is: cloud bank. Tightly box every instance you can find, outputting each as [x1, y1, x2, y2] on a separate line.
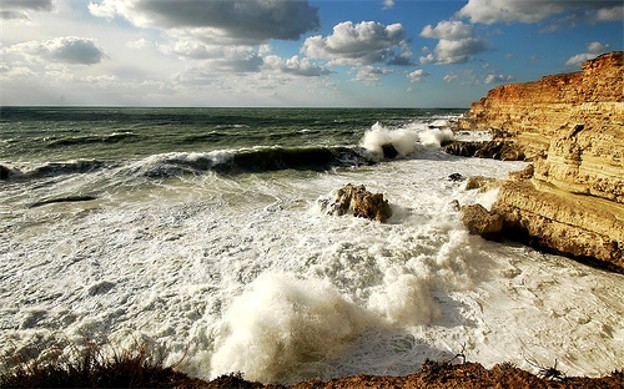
[457, 0, 623, 24]
[89, 0, 320, 44]
[4, 36, 106, 65]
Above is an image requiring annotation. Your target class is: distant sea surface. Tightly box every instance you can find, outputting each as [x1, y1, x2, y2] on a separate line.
[1, 107, 623, 384]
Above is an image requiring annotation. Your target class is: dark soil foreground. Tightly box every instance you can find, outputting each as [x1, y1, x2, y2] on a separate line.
[4, 357, 622, 389]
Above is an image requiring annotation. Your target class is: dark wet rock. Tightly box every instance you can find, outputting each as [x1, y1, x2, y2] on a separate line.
[0, 165, 11, 180]
[444, 141, 525, 161]
[28, 195, 97, 208]
[448, 173, 465, 182]
[381, 143, 399, 159]
[326, 183, 392, 223]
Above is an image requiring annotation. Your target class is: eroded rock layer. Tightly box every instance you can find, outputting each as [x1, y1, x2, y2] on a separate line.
[459, 52, 624, 271]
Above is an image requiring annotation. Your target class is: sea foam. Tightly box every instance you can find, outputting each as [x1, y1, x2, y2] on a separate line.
[210, 273, 372, 383]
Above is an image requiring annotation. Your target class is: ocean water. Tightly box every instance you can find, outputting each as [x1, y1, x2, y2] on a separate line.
[1, 107, 622, 384]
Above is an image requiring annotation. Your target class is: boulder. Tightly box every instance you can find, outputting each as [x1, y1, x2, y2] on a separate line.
[465, 176, 499, 191]
[461, 204, 504, 240]
[327, 183, 392, 223]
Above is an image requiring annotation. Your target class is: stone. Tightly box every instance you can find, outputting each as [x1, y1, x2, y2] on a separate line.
[461, 204, 504, 240]
[448, 173, 465, 182]
[465, 176, 499, 191]
[381, 143, 399, 159]
[327, 183, 392, 223]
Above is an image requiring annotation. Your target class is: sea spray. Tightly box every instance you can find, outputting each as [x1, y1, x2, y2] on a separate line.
[209, 273, 373, 383]
[360, 122, 455, 159]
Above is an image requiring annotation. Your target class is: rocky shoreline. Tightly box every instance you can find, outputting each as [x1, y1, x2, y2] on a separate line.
[452, 51, 624, 272]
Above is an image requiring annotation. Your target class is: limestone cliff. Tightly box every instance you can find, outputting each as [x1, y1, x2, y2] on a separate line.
[459, 52, 624, 271]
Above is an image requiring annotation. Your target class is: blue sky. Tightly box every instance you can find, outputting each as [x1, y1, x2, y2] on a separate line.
[1, 0, 622, 107]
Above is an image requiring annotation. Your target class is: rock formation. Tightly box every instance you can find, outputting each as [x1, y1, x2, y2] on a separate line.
[459, 51, 624, 271]
[324, 183, 392, 223]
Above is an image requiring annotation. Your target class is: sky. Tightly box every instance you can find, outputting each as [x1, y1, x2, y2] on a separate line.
[1, 0, 622, 107]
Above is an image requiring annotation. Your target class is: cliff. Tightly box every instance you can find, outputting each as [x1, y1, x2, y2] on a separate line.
[459, 52, 624, 271]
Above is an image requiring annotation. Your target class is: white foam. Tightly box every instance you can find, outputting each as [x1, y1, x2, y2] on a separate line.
[2, 129, 623, 385]
[360, 122, 455, 158]
[210, 272, 373, 383]
[360, 122, 421, 159]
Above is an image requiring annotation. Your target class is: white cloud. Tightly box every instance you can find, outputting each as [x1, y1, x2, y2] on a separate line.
[302, 21, 409, 66]
[355, 65, 392, 86]
[264, 55, 332, 77]
[587, 41, 610, 53]
[383, 0, 395, 10]
[4, 36, 106, 65]
[421, 20, 473, 40]
[565, 41, 611, 66]
[89, 0, 319, 44]
[596, 5, 624, 21]
[443, 72, 458, 83]
[484, 73, 513, 84]
[420, 20, 487, 64]
[407, 69, 428, 83]
[457, 0, 623, 25]
[126, 38, 149, 50]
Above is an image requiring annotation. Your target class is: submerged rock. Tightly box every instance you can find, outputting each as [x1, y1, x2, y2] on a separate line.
[326, 183, 392, 223]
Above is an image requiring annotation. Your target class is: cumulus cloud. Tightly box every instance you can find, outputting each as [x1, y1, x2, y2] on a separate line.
[89, 0, 319, 44]
[355, 66, 392, 86]
[565, 41, 611, 66]
[4, 36, 106, 65]
[264, 55, 332, 77]
[420, 20, 487, 64]
[1, 0, 55, 20]
[302, 21, 410, 66]
[407, 69, 428, 83]
[457, 0, 623, 25]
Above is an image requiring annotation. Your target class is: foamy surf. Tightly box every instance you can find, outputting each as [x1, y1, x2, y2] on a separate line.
[2, 108, 623, 385]
[360, 121, 454, 159]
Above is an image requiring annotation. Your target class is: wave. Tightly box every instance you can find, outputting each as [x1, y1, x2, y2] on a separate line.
[46, 132, 138, 147]
[360, 122, 454, 160]
[0, 160, 117, 181]
[0, 146, 374, 182]
[1, 121, 458, 182]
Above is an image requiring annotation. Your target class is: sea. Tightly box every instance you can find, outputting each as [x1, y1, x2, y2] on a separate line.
[1, 107, 623, 384]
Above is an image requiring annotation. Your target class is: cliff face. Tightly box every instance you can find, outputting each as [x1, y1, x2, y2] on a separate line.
[460, 52, 624, 271]
[460, 51, 623, 160]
